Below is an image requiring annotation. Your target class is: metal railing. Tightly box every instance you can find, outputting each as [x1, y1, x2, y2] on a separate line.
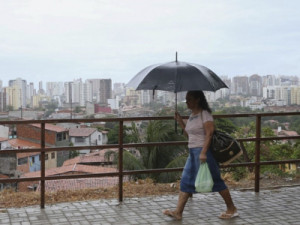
[0, 112, 300, 208]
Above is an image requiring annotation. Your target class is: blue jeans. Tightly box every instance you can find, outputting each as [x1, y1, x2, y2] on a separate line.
[180, 147, 227, 193]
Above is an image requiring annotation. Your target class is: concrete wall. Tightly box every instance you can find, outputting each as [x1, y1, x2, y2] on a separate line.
[0, 153, 17, 176]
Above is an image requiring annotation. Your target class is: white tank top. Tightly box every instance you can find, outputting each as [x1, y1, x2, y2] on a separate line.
[185, 110, 213, 148]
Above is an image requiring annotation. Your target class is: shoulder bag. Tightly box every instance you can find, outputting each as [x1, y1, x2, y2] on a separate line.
[201, 111, 242, 165]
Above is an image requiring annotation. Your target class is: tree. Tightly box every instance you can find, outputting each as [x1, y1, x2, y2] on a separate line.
[69, 142, 79, 159]
[107, 123, 138, 144]
[214, 117, 237, 134]
[74, 106, 82, 113]
[106, 119, 187, 182]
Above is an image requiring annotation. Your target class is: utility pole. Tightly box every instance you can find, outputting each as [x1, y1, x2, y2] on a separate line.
[20, 90, 23, 119]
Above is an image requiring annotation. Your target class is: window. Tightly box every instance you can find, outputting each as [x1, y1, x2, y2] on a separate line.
[98, 135, 101, 141]
[57, 132, 67, 141]
[31, 157, 35, 163]
[57, 133, 63, 141]
[45, 154, 48, 160]
[51, 152, 55, 159]
[18, 157, 28, 165]
[75, 137, 85, 143]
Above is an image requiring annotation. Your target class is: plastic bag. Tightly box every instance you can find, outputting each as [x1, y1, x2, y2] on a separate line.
[195, 162, 214, 193]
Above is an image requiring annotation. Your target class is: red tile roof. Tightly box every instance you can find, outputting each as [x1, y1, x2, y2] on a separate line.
[30, 124, 67, 132]
[8, 138, 42, 148]
[69, 128, 97, 137]
[63, 149, 118, 166]
[0, 174, 9, 178]
[274, 129, 299, 136]
[0, 137, 8, 142]
[21, 164, 117, 178]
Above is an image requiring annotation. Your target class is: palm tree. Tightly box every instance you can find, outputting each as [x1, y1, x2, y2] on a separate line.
[105, 120, 188, 182]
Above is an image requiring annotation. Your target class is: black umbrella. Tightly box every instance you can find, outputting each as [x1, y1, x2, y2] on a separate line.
[127, 53, 228, 130]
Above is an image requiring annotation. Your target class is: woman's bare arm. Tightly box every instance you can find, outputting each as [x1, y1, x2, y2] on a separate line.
[199, 121, 214, 162]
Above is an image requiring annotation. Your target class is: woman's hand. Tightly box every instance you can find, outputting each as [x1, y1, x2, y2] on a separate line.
[199, 151, 207, 163]
[174, 111, 182, 123]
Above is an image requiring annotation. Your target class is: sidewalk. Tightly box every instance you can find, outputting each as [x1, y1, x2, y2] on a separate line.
[1, 186, 299, 225]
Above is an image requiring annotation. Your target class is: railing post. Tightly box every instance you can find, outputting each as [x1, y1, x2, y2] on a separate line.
[255, 115, 261, 192]
[118, 120, 124, 202]
[40, 122, 46, 208]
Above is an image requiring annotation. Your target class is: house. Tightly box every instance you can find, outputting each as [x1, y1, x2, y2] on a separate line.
[16, 123, 71, 167]
[63, 149, 117, 166]
[69, 128, 105, 155]
[0, 174, 15, 191]
[19, 164, 122, 192]
[7, 138, 56, 173]
[274, 128, 299, 173]
[0, 125, 9, 139]
[0, 137, 20, 179]
[0, 137, 9, 150]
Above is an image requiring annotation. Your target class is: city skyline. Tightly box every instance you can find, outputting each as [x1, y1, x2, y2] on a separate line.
[1, 73, 299, 90]
[1, 0, 300, 87]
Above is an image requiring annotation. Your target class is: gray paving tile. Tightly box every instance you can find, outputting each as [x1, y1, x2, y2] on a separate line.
[1, 186, 300, 225]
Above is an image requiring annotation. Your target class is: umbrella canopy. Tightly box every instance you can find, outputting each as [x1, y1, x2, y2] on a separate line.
[127, 54, 228, 132]
[127, 60, 228, 93]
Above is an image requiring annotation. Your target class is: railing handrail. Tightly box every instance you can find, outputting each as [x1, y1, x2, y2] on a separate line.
[1, 112, 300, 208]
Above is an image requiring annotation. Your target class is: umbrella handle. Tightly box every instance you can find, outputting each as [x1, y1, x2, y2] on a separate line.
[175, 92, 178, 133]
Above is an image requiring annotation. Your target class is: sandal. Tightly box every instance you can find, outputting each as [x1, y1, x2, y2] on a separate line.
[219, 211, 239, 219]
[162, 209, 182, 220]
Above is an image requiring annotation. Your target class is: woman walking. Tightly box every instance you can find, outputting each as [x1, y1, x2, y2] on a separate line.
[163, 90, 239, 220]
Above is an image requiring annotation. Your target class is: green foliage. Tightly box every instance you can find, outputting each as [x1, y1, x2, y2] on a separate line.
[159, 153, 188, 182]
[292, 141, 300, 159]
[68, 142, 79, 159]
[74, 106, 82, 113]
[44, 101, 59, 117]
[106, 119, 187, 182]
[260, 165, 286, 177]
[7, 105, 14, 111]
[231, 167, 247, 181]
[289, 116, 300, 135]
[107, 123, 138, 144]
[269, 144, 294, 161]
[214, 118, 237, 134]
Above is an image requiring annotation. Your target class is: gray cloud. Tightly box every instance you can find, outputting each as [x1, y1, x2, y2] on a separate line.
[1, 0, 300, 87]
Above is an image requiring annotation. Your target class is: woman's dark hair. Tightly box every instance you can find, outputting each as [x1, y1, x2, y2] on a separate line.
[187, 90, 212, 113]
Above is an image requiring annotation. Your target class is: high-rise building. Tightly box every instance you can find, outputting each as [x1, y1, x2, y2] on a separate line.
[249, 74, 262, 96]
[113, 83, 126, 97]
[232, 76, 249, 95]
[86, 79, 112, 105]
[6, 86, 22, 110]
[100, 79, 112, 105]
[46, 82, 64, 97]
[291, 86, 300, 105]
[0, 89, 6, 112]
[86, 79, 101, 102]
[8, 78, 27, 108]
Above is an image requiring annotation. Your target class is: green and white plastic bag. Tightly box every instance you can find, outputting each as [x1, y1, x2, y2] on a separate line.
[195, 162, 214, 193]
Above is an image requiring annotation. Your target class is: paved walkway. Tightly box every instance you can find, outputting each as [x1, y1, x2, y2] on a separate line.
[1, 186, 300, 225]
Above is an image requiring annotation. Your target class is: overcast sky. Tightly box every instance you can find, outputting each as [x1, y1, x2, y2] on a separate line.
[1, 0, 300, 88]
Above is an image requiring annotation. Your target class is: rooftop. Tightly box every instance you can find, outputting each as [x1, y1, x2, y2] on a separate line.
[8, 138, 42, 149]
[30, 123, 67, 132]
[21, 164, 117, 178]
[63, 149, 117, 166]
[69, 127, 97, 137]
